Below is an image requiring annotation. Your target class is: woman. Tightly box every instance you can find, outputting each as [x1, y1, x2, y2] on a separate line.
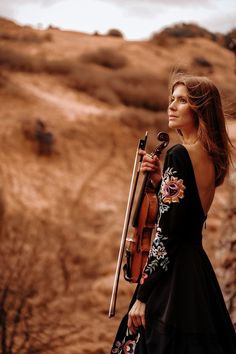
[111, 73, 236, 353]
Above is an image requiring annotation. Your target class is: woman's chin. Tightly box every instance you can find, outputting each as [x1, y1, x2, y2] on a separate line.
[168, 121, 178, 129]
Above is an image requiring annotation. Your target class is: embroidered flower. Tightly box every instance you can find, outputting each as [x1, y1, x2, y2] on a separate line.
[111, 330, 140, 354]
[124, 339, 137, 353]
[161, 176, 185, 203]
[150, 244, 167, 259]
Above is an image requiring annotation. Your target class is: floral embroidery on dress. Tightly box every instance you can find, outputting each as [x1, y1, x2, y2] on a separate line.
[111, 328, 140, 354]
[162, 176, 185, 203]
[140, 227, 170, 283]
[158, 167, 185, 215]
[140, 166, 186, 284]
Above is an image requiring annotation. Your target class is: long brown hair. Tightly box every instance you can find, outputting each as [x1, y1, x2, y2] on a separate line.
[169, 73, 233, 186]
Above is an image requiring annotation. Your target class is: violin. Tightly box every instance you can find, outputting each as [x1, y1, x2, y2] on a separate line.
[108, 131, 169, 317]
[124, 132, 169, 283]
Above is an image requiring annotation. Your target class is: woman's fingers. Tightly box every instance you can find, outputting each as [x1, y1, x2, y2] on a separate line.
[127, 315, 135, 334]
[132, 314, 142, 328]
[141, 156, 160, 173]
[141, 162, 158, 172]
[139, 150, 161, 173]
[143, 155, 159, 166]
[128, 315, 141, 334]
[128, 314, 138, 334]
[128, 300, 146, 334]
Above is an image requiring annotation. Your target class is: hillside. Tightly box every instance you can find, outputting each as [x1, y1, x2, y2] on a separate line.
[0, 17, 235, 353]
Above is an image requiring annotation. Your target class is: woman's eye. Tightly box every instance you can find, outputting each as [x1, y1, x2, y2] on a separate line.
[179, 98, 187, 103]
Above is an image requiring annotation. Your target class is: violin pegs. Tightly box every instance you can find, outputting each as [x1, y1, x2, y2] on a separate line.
[157, 131, 169, 144]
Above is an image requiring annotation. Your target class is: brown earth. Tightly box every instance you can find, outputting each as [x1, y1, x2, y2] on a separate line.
[0, 17, 235, 353]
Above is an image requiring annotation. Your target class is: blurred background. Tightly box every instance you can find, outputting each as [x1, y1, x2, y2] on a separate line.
[0, 1, 235, 353]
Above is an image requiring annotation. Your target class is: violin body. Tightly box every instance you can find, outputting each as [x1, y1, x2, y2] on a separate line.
[123, 132, 169, 283]
[124, 187, 158, 283]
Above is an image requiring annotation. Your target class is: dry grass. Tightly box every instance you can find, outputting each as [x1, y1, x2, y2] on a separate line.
[118, 108, 168, 132]
[80, 47, 128, 69]
[0, 28, 52, 43]
[110, 69, 168, 111]
[0, 44, 167, 111]
[69, 67, 168, 111]
[0, 209, 81, 354]
[0, 45, 41, 72]
[43, 58, 76, 75]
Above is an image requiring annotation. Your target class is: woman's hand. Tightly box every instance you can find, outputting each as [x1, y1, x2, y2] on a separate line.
[139, 149, 162, 187]
[128, 299, 146, 334]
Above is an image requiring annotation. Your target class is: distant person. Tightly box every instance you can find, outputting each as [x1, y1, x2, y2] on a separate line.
[110, 73, 236, 353]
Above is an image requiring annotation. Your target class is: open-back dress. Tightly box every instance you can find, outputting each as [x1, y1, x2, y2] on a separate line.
[111, 144, 236, 354]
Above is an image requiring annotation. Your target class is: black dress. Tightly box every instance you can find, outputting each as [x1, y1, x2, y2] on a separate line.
[111, 144, 236, 354]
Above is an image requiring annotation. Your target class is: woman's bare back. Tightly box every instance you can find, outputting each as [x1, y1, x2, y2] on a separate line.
[183, 143, 215, 216]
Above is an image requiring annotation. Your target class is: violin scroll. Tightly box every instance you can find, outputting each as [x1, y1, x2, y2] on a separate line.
[153, 131, 170, 157]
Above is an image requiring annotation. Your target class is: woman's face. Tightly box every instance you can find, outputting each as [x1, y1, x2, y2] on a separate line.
[168, 84, 196, 132]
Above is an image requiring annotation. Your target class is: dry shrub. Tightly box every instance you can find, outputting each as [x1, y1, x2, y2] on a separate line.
[0, 210, 80, 354]
[193, 56, 213, 69]
[69, 64, 109, 92]
[106, 28, 124, 38]
[0, 47, 72, 74]
[92, 86, 120, 105]
[152, 23, 215, 40]
[93, 31, 100, 36]
[118, 108, 168, 132]
[69, 66, 121, 104]
[80, 48, 128, 69]
[43, 58, 76, 75]
[69, 66, 168, 111]
[0, 45, 41, 72]
[111, 69, 168, 111]
[21, 118, 55, 156]
[151, 23, 217, 47]
[225, 29, 236, 51]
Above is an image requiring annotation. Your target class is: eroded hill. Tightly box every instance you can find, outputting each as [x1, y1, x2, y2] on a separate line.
[0, 17, 235, 353]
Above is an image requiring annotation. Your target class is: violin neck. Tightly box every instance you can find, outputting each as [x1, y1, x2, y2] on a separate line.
[132, 172, 153, 227]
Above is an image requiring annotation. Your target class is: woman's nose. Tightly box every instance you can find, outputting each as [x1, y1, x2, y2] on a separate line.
[169, 101, 177, 111]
